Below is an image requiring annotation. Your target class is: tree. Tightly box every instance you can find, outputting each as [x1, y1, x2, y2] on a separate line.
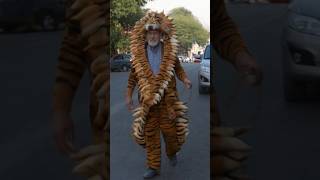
[111, 0, 150, 55]
[168, 7, 209, 55]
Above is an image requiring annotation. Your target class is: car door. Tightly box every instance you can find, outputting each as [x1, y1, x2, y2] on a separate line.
[110, 55, 119, 70]
[123, 54, 131, 68]
[113, 55, 123, 70]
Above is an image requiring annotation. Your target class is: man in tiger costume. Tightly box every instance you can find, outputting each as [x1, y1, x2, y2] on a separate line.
[212, 0, 263, 179]
[125, 11, 192, 178]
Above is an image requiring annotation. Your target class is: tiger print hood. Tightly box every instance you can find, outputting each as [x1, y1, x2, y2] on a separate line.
[129, 11, 178, 106]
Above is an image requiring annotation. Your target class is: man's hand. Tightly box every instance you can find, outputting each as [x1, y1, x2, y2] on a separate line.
[234, 51, 263, 86]
[126, 95, 134, 111]
[53, 112, 75, 155]
[183, 78, 192, 89]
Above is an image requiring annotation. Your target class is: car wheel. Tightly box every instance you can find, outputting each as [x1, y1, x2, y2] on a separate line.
[122, 65, 128, 72]
[198, 81, 206, 94]
[199, 86, 207, 94]
[283, 73, 306, 101]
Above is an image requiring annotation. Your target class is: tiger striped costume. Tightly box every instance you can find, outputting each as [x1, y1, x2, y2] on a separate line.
[127, 12, 190, 171]
[53, 0, 108, 179]
[212, 0, 252, 179]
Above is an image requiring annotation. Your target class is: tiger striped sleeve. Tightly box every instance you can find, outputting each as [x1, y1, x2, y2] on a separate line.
[174, 57, 188, 82]
[127, 67, 137, 96]
[53, 30, 87, 113]
[213, 0, 248, 63]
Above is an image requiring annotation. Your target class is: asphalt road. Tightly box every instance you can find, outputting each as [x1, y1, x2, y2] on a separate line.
[216, 3, 320, 180]
[110, 63, 210, 180]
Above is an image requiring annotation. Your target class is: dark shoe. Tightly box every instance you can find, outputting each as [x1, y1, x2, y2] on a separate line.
[143, 168, 159, 179]
[168, 154, 177, 166]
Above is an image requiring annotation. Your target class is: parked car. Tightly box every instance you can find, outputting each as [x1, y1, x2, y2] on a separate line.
[178, 55, 190, 63]
[0, 0, 65, 32]
[198, 44, 211, 94]
[178, 56, 184, 62]
[185, 57, 191, 63]
[282, 0, 320, 101]
[110, 54, 132, 72]
[193, 54, 202, 63]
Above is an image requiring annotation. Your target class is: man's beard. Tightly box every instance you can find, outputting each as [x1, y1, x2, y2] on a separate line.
[148, 39, 159, 47]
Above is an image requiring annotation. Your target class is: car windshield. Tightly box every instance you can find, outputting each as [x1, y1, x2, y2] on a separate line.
[203, 45, 211, 60]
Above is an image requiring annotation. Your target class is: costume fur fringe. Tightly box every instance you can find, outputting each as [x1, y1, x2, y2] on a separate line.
[129, 12, 189, 147]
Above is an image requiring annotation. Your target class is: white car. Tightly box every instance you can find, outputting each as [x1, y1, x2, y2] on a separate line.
[282, 0, 320, 101]
[198, 44, 211, 94]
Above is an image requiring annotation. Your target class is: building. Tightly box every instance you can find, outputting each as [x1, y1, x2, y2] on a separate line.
[188, 42, 205, 60]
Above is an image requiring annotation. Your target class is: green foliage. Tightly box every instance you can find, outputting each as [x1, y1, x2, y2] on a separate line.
[110, 3, 208, 55]
[169, 7, 209, 54]
[111, 0, 149, 54]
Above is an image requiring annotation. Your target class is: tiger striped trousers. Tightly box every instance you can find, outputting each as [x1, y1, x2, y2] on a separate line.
[144, 103, 180, 170]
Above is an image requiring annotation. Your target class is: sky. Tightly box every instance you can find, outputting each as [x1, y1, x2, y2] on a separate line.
[143, 0, 210, 31]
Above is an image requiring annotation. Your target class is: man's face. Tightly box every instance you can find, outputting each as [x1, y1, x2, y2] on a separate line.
[146, 30, 160, 47]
